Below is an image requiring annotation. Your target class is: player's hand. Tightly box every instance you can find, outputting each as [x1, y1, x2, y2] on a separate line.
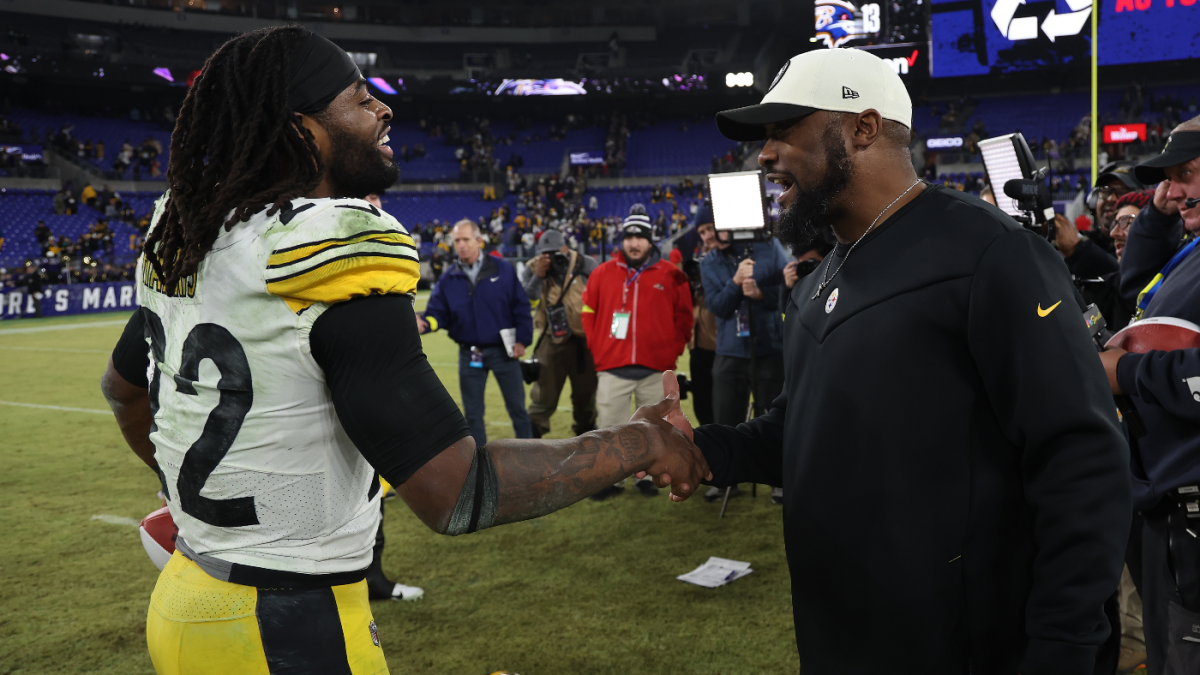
[629, 396, 711, 502]
[534, 254, 551, 278]
[732, 258, 755, 285]
[783, 261, 799, 289]
[742, 277, 763, 300]
[512, 343, 526, 358]
[659, 370, 694, 442]
[416, 315, 429, 334]
[1100, 347, 1127, 394]
[1154, 180, 1180, 218]
[1054, 213, 1080, 257]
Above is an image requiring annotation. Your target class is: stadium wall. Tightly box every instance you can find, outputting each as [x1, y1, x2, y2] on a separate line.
[0, 280, 136, 320]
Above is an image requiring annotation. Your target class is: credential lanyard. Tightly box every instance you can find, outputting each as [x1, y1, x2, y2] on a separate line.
[1135, 236, 1199, 320]
[621, 265, 644, 311]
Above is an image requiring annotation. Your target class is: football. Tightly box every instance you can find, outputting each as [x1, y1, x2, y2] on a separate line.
[1105, 317, 1200, 353]
[139, 506, 178, 571]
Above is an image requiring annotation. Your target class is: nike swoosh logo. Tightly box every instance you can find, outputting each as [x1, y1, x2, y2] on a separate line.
[1037, 301, 1062, 317]
[489, 277, 499, 282]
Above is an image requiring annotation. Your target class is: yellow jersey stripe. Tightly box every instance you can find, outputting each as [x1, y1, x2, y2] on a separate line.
[267, 255, 420, 314]
[581, 304, 595, 314]
[268, 231, 415, 268]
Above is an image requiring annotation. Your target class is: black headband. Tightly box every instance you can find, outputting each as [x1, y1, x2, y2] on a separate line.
[288, 31, 362, 115]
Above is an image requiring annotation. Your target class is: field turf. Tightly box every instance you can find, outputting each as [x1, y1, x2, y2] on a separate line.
[0, 293, 797, 675]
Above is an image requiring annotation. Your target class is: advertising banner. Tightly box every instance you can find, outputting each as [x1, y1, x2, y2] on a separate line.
[0, 281, 136, 320]
[1104, 123, 1147, 143]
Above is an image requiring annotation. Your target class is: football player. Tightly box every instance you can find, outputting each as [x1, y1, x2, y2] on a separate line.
[100, 27, 706, 675]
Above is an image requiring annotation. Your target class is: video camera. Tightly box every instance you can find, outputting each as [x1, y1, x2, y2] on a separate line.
[979, 132, 1057, 241]
[708, 170, 771, 255]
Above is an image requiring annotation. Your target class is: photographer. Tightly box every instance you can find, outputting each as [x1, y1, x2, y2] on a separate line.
[684, 212, 722, 427]
[1102, 118, 1200, 674]
[522, 230, 599, 438]
[698, 211, 789, 502]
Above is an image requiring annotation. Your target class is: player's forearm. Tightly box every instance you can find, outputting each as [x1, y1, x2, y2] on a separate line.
[100, 365, 158, 468]
[488, 424, 656, 525]
[105, 394, 158, 468]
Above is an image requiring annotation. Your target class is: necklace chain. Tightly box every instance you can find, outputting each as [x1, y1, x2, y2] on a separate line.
[811, 179, 922, 301]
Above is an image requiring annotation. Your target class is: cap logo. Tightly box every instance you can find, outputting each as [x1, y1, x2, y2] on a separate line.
[769, 60, 790, 92]
[842, 86, 860, 99]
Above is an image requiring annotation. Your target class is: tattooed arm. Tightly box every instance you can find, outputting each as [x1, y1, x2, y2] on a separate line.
[399, 396, 710, 534]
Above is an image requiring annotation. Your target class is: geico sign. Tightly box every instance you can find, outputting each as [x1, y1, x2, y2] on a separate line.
[927, 137, 964, 149]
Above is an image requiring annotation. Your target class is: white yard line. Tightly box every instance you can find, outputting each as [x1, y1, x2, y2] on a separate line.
[0, 346, 108, 354]
[91, 515, 140, 528]
[0, 400, 111, 415]
[0, 319, 128, 335]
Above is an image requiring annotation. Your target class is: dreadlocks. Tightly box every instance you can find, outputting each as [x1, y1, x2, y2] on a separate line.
[143, 25, 324, 293]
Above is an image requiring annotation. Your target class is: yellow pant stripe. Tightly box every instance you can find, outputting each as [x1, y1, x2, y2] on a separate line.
[147, 553, 389, 675]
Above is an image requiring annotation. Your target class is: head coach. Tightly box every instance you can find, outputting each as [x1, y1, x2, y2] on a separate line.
[686, 49, 1131, 674]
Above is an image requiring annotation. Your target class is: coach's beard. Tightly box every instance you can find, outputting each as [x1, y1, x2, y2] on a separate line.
[325, 126, 400, 198]
[773, 130, 853, 253]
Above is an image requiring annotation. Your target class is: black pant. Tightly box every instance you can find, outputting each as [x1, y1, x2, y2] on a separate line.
[688, 348, 715, 427]
[712, 352, 785, 425]
[1142, 507, 1200, 675]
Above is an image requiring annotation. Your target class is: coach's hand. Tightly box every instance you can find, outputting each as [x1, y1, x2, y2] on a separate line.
[416, 314, 429, 335]
[1154, 179, 1180, 218]
[629, 394, 710, 503]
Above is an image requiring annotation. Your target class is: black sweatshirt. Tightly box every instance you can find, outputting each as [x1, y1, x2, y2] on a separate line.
[1115, 204, 1200, 510]
[694, 185, 1130, 675]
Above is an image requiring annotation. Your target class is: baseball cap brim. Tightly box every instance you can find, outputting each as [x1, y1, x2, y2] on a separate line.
[1135, 131, 1200, 184]
[1095, 169, 1142, 190]
[716, 103, 817, 142]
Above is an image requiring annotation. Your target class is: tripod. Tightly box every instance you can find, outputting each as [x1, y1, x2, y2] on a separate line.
[718, 245, 761, 519]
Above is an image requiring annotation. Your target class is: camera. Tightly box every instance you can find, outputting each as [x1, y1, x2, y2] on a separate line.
[979, 132, 1057, 241]
[676, 373, 692, 400]
[793, 258, 821, 279]
[548, 251, 570, 275]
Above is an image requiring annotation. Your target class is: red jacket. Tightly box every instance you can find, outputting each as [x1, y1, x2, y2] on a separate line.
[582, 250, 693, 373]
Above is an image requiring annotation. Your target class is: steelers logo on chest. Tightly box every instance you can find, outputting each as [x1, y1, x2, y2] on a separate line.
[825, 287, 839, 314]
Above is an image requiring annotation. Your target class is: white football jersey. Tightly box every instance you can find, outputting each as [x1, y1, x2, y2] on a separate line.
[137, 196, 420, 575]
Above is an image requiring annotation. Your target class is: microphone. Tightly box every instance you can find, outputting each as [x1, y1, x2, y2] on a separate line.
[1187, 197, 1200, 209]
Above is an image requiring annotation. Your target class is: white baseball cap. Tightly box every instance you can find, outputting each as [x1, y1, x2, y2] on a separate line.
[716, 48, 913, 142]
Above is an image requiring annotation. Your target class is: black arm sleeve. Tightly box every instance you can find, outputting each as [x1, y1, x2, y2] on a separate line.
[111, 308, 149, 388]
[310, 294, 471, 486]
[693, 391, 787, 488]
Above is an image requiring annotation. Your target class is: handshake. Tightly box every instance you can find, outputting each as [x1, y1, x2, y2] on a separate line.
[626, 371, 712, 502]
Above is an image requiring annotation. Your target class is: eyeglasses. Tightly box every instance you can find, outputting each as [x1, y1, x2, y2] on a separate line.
[1094, 186, 1131, 200]
[1112, 214, 1136, 232]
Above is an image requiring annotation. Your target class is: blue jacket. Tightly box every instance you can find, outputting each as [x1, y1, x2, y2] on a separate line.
[699, 239, 788, 358]
[1116, 204, 1200, 509]
[424, 254, 534, 349]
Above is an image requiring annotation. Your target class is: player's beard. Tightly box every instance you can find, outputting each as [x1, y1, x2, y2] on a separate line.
[324, 125, 400, 198]
[773, 122, 853, 252]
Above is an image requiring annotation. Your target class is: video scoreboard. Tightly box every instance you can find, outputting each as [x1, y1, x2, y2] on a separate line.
[812, 0, 1197, 79]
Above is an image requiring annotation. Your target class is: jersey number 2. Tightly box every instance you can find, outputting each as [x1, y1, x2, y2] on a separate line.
[144, 309, 259, 527]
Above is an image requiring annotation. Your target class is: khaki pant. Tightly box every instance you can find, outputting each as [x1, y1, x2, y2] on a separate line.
[1119, 563, 1145, 651]
[596, 370, 663, 488]
[527, 336, 597, 437]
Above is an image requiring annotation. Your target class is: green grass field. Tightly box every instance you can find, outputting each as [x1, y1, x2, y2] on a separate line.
[0, 292, 798, 675]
